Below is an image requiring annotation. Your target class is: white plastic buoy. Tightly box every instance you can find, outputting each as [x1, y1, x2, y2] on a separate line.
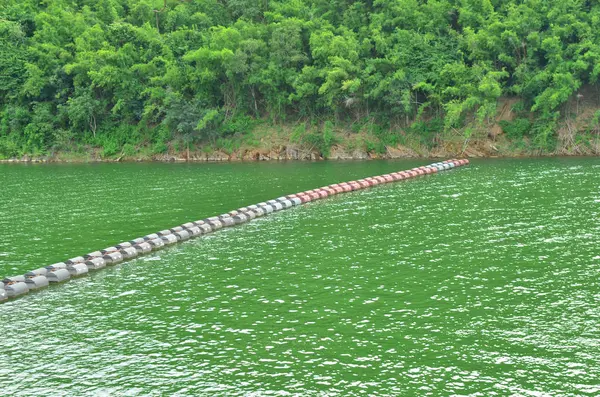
[182, 222, 195, 229]
[290, 197, 302, 206]
[5, 281, 29, 297]
[84, 251, 103, 259]
[134, 242, 152, 254]
[158, 230, 172, 237]
[207, 219, 223, 230]
[258, 203, 274, 214]
[161, 234, 177, 245]
[116, 242, 132, 249]
[149, 238, 166, 248]
[175, 230, 190, 241]
[66, 257, 85, 265]
[130, 237, 145, 245]
[85, 257, 106, 270]
[264, 200, 283, 211]
[242, 210, 256, 220]
[67, 263, 88, 276]
[46, 263, 67, 271]
[101, 247, 119, 254]
[103, 252, 123, 265]
[276, 198, 293, 209]
[196, 223, 212, 234]
[233, 213, 249, 224]
[25, 268, 48, 277]
[120, 247, 138, 259]
[170, 226, 184, 233]
[219, 215, 235, 227]
[47, 268, 70, 282]
[25, 275, 49, 290]
[3, 276, 25, 283]
[186, 226, 202, 237]
[144, 233, 159, 241]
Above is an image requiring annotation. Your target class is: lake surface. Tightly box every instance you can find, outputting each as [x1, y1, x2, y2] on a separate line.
[1, 158, 599, 396]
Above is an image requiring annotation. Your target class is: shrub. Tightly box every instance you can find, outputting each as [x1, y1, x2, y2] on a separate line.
[499, 118, 532, 139]
[101, 140, 119, 157]
[407, 118, 443, 148]
[0, 137, 19, 158]
[122, 143, 137, 157]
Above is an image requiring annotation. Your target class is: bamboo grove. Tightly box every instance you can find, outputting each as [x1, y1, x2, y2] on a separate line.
[2, 0, 600, 157]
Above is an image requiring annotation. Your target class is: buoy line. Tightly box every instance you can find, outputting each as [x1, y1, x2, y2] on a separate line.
[1, 159, 469, 302]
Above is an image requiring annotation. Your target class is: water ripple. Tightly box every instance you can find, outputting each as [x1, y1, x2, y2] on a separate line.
[1, 158, 600, 395]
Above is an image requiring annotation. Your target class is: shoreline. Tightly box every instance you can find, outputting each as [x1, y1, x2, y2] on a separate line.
[0, 152, 595, 164]
[3, 111, 600, 163]
[2, 131, 598, 164]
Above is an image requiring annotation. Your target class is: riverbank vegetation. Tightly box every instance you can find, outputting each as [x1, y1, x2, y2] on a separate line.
[2, 0, 600, 161]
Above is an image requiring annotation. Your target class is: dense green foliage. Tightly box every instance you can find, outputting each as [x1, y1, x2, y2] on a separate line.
[1, 0, 599, 157]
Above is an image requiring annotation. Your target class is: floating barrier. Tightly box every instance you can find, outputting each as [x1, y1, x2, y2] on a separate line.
[1, 159, 468, 302]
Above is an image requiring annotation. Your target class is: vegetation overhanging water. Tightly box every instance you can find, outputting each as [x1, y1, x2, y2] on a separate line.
[2, 1, 600, 161]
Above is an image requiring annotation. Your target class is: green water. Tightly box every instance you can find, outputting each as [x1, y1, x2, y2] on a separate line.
[1, 159, 599, 396]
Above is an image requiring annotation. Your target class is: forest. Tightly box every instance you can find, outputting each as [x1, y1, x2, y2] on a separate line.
[2, 0, 600, 160]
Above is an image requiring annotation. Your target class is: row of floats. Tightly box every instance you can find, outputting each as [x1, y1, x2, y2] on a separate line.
[1, 159, 469, 302]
